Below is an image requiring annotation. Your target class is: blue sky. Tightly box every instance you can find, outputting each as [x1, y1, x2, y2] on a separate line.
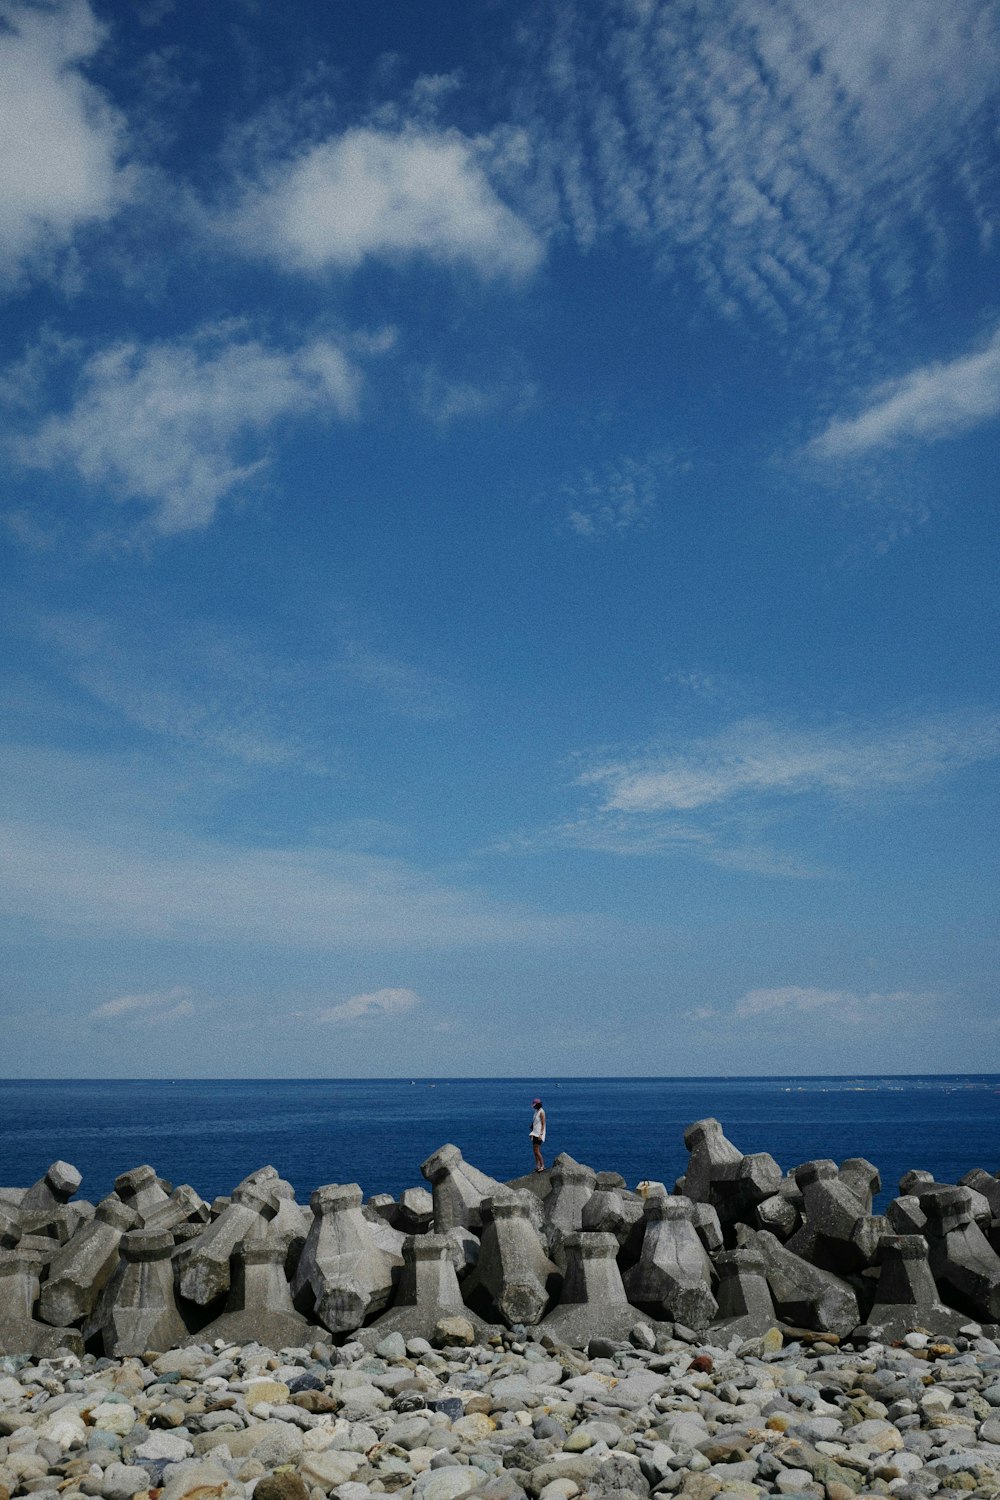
[2, 0, 999, 1078]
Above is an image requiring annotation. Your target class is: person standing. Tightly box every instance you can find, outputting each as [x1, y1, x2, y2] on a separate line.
[530, 1096, 546, 1173]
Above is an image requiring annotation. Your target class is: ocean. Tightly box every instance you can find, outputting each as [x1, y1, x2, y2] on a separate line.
[1, 1076, 997, 1210]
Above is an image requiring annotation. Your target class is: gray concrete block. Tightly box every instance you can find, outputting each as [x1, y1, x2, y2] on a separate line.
[863, 1233, 968, 1342]
[543, 1155, 597, 1236]
[623, 1195, 717, 1330]
[736, 1226, 859, 1336]
[543, 1230, 663, 1346]
[193, 1238, 326, 1349]
[785, 1159, 882, 1273]
[0, 1239, 83, 1357]
[420, 1144, 506, 1234]
[114, 1165, 170, 1222]
[20, 1160, 82, 1211]
[464, 1196, 560, 1327]
[922, 1186, 1000, 1322]
[175, 1192, 269, 1306]
[84, 1228, 189, 1356]
[360, 1232, 491, 1347]
[710, 1246, 779, 1341]
[37, 1194, 137, 1327]
[291, 1183, 402, 1335]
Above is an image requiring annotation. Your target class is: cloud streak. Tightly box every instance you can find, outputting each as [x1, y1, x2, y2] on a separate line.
[736, 985, 934, 1022]
[580, 713, 1000, 815]
[546, 710, 1000, 871]
[810, 325, 1000, 458]
[90, 985, 194, 1023]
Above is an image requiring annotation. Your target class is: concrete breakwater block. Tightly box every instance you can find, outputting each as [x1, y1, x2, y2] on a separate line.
[1, 1120, 999, 1357]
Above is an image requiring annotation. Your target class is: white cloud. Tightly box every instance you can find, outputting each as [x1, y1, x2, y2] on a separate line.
[544, 710, 1000, 872]
[514, 0, 1000, 332]
[0, 0, 131, 280]
[315, 987, 419, 1023]
[12, 327, 363, 532]
[581, 713, 1000, 815]
[810, 325, 1000, 458]
[736, 985, 932, 1020]
[229, 126, 542, 280]
[90, 985, 193, 1023]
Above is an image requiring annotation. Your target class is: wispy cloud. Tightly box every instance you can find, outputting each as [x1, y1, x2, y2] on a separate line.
[511, 0, 1000, 335]
[560, 454, 670, 538]
[224, 125, 543, 280]
[540, 710, 1000, 871]
[336, 639, 456, 722]
[9, 326, 366, 533]
[315, 987, 419, 1023]
[581, 713, 1000, 815]
[0, 0, 132, 283]
[30, 605, 458, 766]
[736, 985, 934, 1021]
[809, 324, 1000, 458]
[0, 804, 589, 952]
[90, 985, 194, 1023]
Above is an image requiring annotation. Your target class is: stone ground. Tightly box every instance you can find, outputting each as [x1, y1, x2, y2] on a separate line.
[3, 1321, 1000, 1500]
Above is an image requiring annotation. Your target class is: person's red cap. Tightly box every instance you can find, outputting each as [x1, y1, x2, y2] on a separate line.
[532, 1097, 542, 1106]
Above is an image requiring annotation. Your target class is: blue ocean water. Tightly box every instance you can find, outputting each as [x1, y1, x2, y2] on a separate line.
[0, 1076, 997, 1210]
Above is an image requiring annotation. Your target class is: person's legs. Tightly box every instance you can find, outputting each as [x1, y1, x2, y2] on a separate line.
[532, 1135, 544, 1172]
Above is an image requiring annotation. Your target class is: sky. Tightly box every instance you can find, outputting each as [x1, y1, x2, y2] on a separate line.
[1, 0, 999, 1078]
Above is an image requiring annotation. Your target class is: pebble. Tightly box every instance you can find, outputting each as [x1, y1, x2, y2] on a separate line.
[3, 1331, 1000, 1500]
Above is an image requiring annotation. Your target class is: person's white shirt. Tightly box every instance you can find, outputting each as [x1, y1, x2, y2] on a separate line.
[531, 1107, 546, 1141]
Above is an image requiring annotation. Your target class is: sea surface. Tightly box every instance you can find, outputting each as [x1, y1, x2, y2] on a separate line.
[0, 1076, 997, 1211]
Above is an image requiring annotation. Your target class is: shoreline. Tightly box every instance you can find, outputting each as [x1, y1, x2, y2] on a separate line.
[2, 1320, 999, 1500]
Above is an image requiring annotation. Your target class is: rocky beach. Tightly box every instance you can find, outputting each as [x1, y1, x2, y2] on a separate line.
[4, 1119, 1000, 1499]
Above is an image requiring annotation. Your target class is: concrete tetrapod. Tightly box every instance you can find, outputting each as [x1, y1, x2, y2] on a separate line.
[887, 1196, 927, 1235]
[420, 1144, 505, 1234]
[838, 1158, 882, 1213]
[37, 1195, 138, 1327]
[681, 1118, 744, 1204]
[464, 1197, 559, 1327]
[114, 1166, 170, 1223]
[903, 1173, 993, 1228]
[581, 1185, 644, 1245]
[176, 1182, 274, 1305]
[542, 1231, 662, 1346]
[710, 1246, 779, 1342]
[734, 1225, 859, 1336]
[960, 1168, 1000, 1219]
[861, 1234, 968, 1342]
[922, 1187, 1000, 1322]
[84, 1230, 189, 1356]
[292, 1183, 401, 1335]
[0, 1238, 83, 1357]
[359, 1233, 492, 1347]
[753, 1194, 799, 1240]
[623, 1195, 717, 1330]
[193, 1237, 327, 1348]
[785, 1160, 882, 1274]
[141, 1186, 209, 1237]
[19, 1161, 83, 1212]
[543, 1155, 597, 1236]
